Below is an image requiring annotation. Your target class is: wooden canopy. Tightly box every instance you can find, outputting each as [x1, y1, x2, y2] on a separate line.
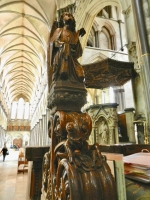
[82, 58, 136, 89]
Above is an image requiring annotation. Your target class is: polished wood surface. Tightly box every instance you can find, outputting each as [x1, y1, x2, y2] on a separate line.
[44, 12, 118, 200]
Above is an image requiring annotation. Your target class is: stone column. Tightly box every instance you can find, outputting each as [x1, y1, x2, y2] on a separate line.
[110, 6, 117, 19]
[39, 119, 42, 146]
[32, 127, 36, 146]
[29, 129, 31, 146]
[132, 0, 150, 129]
[33, 127, 36, 146]
[114, 89, 125, 111]
[118, 20, 123, 50]
[143, 0, 150, 45]
[42, 114, 46, 146]
[35, 123, 38, 146]
[46, 109, 50, 145]
[109, 128, 115, 144]
[38, 122, 41, 146]
[124, 108, 136, 143]
[41, 115, 44, 146]
[32, 129, 34, 146]
[95, 31, 99, 48]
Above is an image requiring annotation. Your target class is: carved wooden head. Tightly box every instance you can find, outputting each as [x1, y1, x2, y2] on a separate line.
[59, 12, 76, 31]
[53, 111, 92, 142]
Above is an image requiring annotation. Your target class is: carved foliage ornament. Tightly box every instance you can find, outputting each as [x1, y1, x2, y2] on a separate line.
[44, 111, 118, 200]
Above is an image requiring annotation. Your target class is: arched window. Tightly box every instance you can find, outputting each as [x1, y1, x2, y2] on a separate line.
[24, 102, 29, 119]
[99, 28, 110, 49]
[11, 99, 30, 120]
[87, 19, 116, 50]
[11, 101, 17, 119]
[17, 98, 24, 119]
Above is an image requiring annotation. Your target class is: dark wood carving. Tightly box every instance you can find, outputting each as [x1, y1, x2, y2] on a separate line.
[43, 12, 118, 200]
[25, 147, 50, 200]
[82, 58, 136, 89]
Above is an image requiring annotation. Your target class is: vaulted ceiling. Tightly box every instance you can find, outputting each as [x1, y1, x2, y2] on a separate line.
[0, 0, 56, 105]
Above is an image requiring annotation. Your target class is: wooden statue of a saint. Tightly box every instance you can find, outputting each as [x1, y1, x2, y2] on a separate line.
[50, 12, 86, 83]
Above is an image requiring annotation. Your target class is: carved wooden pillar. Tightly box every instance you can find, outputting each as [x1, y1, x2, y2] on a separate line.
[26, 147, 50, 200]
[31, 161, 43, 200]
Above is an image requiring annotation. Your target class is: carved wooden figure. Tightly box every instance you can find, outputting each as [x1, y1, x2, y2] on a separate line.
[50, 12, 85, 82]
[42, 12, 118, 200]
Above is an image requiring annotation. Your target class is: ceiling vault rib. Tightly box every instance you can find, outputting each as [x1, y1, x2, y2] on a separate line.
[0, 1, 50, 26]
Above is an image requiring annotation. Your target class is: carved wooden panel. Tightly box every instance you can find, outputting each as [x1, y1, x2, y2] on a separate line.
[83, 58, 135, 89]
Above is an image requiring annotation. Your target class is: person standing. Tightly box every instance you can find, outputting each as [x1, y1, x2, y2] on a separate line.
[1, 146, 8, 162]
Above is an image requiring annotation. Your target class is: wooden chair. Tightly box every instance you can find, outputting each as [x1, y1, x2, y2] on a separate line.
[23, 159, 28, 174]
[17, 151, 28, 173]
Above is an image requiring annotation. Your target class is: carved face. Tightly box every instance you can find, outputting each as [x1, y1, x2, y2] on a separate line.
[66, 121, 89, 144]
[66, 122, 74, 132]
[60, 12, 76, 31]
[62, 12, 74, 22]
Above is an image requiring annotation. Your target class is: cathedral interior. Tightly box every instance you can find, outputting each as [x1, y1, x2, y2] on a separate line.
[0, 0, 150, 200]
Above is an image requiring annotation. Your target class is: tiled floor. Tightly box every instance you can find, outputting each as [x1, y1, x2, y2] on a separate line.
[0, 149, 28, 200]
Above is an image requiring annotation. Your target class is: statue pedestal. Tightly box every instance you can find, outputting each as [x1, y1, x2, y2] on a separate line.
[48, 80, 87, 114]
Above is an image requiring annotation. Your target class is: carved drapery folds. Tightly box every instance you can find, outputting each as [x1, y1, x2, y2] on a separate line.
[87, 103, 119, 145]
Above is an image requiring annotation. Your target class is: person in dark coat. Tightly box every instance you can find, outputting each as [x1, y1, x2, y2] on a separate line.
[1, 146, 8, 162]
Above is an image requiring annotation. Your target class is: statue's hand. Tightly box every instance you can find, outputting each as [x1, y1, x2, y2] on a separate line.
[54, 40, 64, 47]
[79, 28, 86, 37]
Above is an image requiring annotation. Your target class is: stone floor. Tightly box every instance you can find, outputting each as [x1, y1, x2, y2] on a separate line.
[0, 149, 28, 200]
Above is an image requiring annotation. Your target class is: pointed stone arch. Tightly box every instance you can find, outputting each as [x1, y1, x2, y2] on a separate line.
[75, 0, 122, 48]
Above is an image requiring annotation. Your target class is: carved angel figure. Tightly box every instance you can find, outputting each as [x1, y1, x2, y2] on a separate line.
[50, 12, 86, 82]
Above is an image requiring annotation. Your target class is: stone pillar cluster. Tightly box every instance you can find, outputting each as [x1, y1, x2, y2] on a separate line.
[132, 0, 150, 129]
[0, 126, 6, 147]
[0, 99, 7, 147]
[30, 108, 51, 147]
[124, 108, 136, 143]
[29, 85, 52, 147]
